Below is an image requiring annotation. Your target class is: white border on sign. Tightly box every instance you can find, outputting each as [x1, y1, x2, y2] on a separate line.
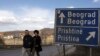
[54, 8, 100, 46]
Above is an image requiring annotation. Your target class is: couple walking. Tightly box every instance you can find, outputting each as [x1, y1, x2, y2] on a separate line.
[22, 30, 42, 56]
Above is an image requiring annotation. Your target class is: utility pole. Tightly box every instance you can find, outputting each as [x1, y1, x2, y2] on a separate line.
[63, 44, 66, 56]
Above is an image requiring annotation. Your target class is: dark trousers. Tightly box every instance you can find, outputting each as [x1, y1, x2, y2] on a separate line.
[36, 51, 40, 56]
[31, 48, 40, 56]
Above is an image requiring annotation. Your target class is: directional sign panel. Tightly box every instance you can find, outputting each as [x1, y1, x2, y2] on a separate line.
[55, 8, 100, 46]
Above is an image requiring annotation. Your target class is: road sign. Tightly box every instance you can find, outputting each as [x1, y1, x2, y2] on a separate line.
[55, 8, 100, 46]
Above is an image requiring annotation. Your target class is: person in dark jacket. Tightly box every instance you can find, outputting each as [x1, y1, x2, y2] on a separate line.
[22, 30, 32, 56]
[31, 30, 42, 56]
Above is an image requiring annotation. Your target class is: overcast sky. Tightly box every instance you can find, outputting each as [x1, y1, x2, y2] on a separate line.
[0, 0, 100, 32]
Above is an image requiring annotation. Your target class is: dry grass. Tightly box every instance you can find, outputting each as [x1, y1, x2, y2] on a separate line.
[4, 38, 23, 45]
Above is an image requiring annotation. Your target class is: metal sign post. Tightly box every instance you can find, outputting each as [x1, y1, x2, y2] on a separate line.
[63, 44, 66, 56]
[90, 48, 92, 56]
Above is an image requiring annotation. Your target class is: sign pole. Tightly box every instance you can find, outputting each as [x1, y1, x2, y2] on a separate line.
[63, 44, 66, 56]
[90, 47, 92, 56]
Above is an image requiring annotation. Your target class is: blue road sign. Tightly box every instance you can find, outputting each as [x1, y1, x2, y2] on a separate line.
[55, 8, 100, 46]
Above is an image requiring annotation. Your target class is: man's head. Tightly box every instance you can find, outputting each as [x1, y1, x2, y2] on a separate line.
[25, 30, 29, 35]
[33, 30, 39, 36]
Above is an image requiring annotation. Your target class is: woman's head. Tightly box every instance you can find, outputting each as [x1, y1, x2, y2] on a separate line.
[33, 30, 39, 36]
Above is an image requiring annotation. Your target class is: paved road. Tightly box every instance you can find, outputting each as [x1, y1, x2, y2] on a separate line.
[0, 45, 63, 56]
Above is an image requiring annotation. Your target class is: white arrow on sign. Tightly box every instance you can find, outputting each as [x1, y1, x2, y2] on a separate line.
[59, 12, 65, 24]
[86, 31, 96, 41]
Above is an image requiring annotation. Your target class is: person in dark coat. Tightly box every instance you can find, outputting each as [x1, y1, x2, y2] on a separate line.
[22, 30, 32, 56]
[31, 30, 42, 56]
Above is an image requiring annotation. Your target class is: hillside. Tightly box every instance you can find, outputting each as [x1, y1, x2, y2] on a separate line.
[0, 28, 54, 45]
